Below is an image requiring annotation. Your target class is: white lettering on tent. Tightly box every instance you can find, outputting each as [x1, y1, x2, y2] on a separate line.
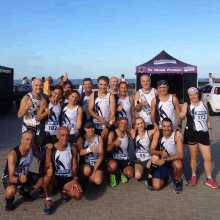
[154, 69, 166, 71]
[0, 69, 11, 73]
[184, 67, 195, 72]
[148, 68, 152, 71]
[167, 68, 182, 72]
[153, 59, 177, 65]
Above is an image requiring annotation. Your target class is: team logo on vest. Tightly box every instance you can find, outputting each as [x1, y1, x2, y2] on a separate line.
[136, 139, 145, 150]
[95, 102, 103, 117]
[158, 105, 169, 120]
[62, 109, 71, 124]
[48, 107, 57, 122]
[54, 155, 70, 175]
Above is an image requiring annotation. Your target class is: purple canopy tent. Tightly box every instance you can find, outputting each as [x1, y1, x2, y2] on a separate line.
[135, 50, 198, 103]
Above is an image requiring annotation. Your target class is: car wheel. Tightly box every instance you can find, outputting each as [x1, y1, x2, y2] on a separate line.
[208, 102, 215, 116]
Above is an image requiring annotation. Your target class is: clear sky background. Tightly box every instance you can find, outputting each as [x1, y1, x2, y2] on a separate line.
[1, 0, 220, 79]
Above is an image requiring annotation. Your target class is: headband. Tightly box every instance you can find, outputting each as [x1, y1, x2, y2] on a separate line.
[187, 87, 199, 94]
[157, 80, 169, 87]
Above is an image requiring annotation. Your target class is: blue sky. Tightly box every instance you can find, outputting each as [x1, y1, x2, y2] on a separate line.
[1, 0, 220, 79]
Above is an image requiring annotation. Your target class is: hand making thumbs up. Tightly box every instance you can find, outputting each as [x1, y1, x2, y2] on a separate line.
[19, 171, 27, 183]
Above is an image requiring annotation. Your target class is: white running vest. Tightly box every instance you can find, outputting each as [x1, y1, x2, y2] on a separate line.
[188, 101, 208, 132]
[159, 132, 177, 157]
[117, 95, 132, 128]
[53, 144, 73, 177]
[135, 131, 151, 161]
[62, 105, 79, 135]
[157, 95, 177, 129]
[138, 88, 155, 125]
[82, 95, 91, 121]
[16, 148, 34, 176]
[93, 92, 110, 129]
[23, 93, 44, 129]
[113, 132, 129, 160]
[45, 101, 61, 135]
[84, 134, 99, 167]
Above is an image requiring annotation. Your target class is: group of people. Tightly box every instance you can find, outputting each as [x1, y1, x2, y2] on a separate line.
[2, 74, 219, 214]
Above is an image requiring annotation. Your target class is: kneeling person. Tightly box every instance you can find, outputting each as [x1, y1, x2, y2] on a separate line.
[2, 131, 41, 211]
[43, 127, 83, 215]
[134, 117, 159, 190]
[150, 118, 184, 193]
[77, 121, 104, 185]
[107, 117, 134, 187]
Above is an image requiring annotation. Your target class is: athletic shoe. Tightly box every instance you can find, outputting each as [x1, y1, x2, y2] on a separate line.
[172, 180, 183, 194]
[110, 174, 117, 187]
[205, 179, 219, 189]
[61, 193, 70, 203]
[5, 196, 14, 211]
[121, 174, 128, 183]
[18, 186, 34, 201]
[43, 199, 53, 215]
[190, 176, 197, 186]
[180, 173, 189, 186]
[145, 178, 154, 191]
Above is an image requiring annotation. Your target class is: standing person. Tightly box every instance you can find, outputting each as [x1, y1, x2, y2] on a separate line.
[116, 82, 135, 128]
[135, 74, 158, 130]
[37, 85, 64, 145]
[118, 74, 128, 84]
[58, 72, 69, 87]
[77, 121, 104, 185]
[180, 87, 219, 188]
[42, 127, 83, 215]
[22, 77, 29, 85]
[208, 73, 216, 84]
[18, 79, 45, 135]
[2, 131, 41, 211]
[62, 81, 73, 105]
[109, 76, 118, 95]
[62, 90, 83, 144]
[107, 118, 134, 187]
[81, 78, 93, 124]
[88, 76, 116, 139]
[150, 118, 184, 193]
[151, 80, 182, 131]
[42, 77, 45, 83]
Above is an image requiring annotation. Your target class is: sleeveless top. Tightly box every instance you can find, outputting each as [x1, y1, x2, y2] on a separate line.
[159, 131, 177, 158]
[117, 95, 132, 128]
[81, 94, 92, 121]
[93, 91, 111, 129]
[44, 101, 62, 135]
[186, 101, 208, 132]
[155, 95, 177, 129]
[52, 143, 73, 177]
[62, 105, 79, 135]
[112, 131, 129, 160]
[134, 131, 151, 161]
[22, 93, 44, 132]
[83, 134, 99, 167]
[138, 88, 155, 125]
[4, 146, 33, 176]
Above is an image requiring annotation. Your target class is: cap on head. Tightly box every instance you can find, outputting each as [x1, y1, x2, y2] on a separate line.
[157, 80, 169, 88]
[84, 121, 95, 128]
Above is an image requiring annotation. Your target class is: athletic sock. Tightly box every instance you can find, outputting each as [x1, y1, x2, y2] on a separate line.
[207, 176, 212, 181]
[148, 163, 159, 177]
[192, 174, 196, 177]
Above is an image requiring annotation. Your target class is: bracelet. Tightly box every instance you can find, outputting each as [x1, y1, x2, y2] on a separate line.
[86, 148, 91, 153]
[208, 128, 212, 130]
[164, 158, 167, 162]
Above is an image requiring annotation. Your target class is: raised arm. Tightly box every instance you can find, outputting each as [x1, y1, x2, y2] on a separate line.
[17, 95, 33, 118]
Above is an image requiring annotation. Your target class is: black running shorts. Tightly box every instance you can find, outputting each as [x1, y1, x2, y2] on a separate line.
[184, 129, 210, 146]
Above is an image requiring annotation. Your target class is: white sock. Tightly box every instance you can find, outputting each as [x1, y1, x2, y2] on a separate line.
[207, 176, 212, 180]
[46, 197, 52, 201]
[192, 174, 196, 177]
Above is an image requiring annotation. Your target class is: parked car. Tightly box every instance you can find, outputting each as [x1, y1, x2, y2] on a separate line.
[13, 84, 32, 109]
[200, 83, 220, 116]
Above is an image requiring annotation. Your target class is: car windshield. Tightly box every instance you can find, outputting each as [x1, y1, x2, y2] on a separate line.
[214, 87, 220, 94]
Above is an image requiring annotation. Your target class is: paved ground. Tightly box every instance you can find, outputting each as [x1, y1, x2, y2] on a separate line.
[0, 113, 220, 220]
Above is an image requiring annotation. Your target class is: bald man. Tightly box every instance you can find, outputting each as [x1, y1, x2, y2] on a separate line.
[42, 127, 83, 215]
[2, 131, 41, 211]
[109, 77, 119, 95]
[135, 74, 158, 130]
[18, 78, 47, 135]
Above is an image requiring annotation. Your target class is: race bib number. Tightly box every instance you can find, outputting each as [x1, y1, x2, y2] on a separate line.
[113, 153, 128, 160]
[55, 169, 71, 176]
[136, 149, 150, 160]
[85, 155, 98, 167]
[45, 121, 59, 133]
[194, 113, 207, 121]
